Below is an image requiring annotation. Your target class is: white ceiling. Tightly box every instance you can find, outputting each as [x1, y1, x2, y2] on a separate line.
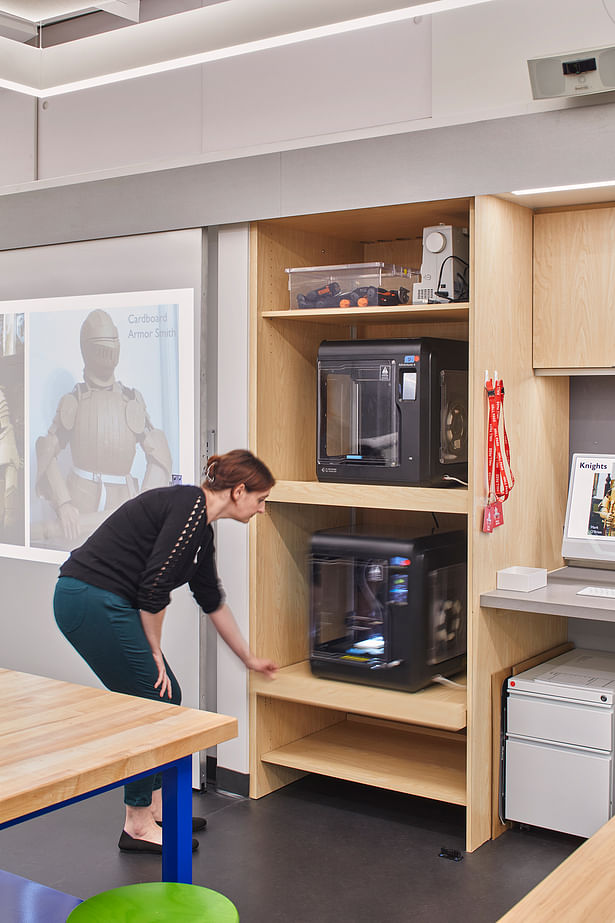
[0, 0, 487, 28]
[0, 0, 496, 97]
[0, 3, 98, 18]
[0, 2, 134, 23]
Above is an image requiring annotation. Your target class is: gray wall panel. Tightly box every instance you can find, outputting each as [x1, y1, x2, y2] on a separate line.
[5, 0, 609, 187]
[570, 378, 615, 462]
[0, 90, 37, 187]
[0, 559, 93, 685]
[202, 18, 430, 155]
[3, 102, 615, 253]
[567, 377, 615, 651]
[0, 154, 281, 251]
[0, 229, 203, 299]
[37, 68, 204, 180]
[280, 103, 615, 216]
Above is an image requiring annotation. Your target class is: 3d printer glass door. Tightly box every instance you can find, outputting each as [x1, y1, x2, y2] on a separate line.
[427, 562, 467, 665]
[311, 556, 390, 667]
[318, 359, 398, 467]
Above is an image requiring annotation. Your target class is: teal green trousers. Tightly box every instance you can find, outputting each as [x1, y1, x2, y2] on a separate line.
[53, 576, 182, 807]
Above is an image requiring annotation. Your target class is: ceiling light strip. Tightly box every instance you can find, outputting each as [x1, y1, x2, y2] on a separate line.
[0, 0, 494, 97]
[512, 181, 615, 196]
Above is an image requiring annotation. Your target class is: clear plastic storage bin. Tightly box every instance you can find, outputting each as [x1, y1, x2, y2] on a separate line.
[285, 262, 418, 310]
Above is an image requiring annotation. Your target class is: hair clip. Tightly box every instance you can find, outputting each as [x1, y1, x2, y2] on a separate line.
[205, 462, 215, 485]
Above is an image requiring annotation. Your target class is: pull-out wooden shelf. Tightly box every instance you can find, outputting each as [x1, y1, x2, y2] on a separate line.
[260, 716, 467, 805]
[262, 304, 470, 325]
[252, 661, 467, 730]
[268, 481, 469, 515]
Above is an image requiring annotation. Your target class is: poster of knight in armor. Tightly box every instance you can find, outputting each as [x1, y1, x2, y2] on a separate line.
[587, 464, 615, 538]
[1, 289, 195, 562]
[566, 456, 615, 545]
[0, 312, 25, 547]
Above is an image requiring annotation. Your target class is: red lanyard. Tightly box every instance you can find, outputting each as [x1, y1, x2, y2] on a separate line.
[483, 375, 514, 532]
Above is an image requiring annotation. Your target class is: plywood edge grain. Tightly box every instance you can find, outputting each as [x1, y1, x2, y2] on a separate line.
[268, 480, 469, 514]
[1, 713, 238, 825]
[261, 304, 470, 324]
[252, 661, 466, 730]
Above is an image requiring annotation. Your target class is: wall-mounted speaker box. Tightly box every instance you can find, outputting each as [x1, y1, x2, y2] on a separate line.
[528, 45, 615, 99]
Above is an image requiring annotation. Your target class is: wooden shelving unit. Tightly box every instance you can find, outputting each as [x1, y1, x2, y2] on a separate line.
[261, 718, 467, 805]
[253, 663, 466, 803]
[248, 197, 571, 852]
[268, 480, 469, 514]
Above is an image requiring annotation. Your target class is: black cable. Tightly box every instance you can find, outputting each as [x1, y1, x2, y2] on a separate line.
[436, 255, 469, 299]
[433, 255, 470, 302]
[455, 268, 469, 301]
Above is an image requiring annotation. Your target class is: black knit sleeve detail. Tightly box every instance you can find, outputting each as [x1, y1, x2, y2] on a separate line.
[150, 494, 207, 596]
[137, 489, 208, 613]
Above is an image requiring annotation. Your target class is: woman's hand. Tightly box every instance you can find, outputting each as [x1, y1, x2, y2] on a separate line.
[57, 502, 81, 541]
[139, 609, 170, 698]
[207, 604, 278, 678]
[152, 649, 173, 699]
[245, 655, 278, 679]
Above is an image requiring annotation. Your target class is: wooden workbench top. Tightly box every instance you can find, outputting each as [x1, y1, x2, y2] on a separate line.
[0, 668, 237, 825]
[499, 814, 615, 921]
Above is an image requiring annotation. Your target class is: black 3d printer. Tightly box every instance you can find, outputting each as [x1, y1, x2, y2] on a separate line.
[316, 337, 468, 487]
[309, 528, 467, 692]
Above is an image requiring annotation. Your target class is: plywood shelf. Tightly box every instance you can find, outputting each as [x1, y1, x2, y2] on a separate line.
[267, 480, 469, 514]
[262, 304, 470, 325]
[252, 661, 467, 731]
[261, 717, 467, 804]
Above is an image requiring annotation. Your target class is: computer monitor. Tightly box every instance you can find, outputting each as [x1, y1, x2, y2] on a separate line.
[562, 453, 615, 568]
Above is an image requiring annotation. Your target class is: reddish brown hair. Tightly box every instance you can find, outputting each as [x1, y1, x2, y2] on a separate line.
[202, 449, 275, 494]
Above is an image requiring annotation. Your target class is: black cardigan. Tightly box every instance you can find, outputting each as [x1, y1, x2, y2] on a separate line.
[59, 485, 223, 614]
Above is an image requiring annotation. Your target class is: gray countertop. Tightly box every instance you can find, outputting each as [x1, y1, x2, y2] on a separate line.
[480, 566, 615, 622]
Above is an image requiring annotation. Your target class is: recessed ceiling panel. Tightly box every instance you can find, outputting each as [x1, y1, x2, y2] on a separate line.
[0, 0, 494, 96]
[0, 0, 221, 22]
[0, 3, 99, 22]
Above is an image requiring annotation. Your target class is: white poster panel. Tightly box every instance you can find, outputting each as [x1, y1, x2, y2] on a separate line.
[0, 312, 25, 548]
[0, 288, 195, 564]
[567, 455, 615, 540]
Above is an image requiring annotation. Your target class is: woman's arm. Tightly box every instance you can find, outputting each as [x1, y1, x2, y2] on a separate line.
[139, 608, 173, 699]
[208, 603, 277, 678]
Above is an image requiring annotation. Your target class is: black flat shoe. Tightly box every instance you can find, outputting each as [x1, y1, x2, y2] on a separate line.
[156, 816, 207, 833]
[118, 831, 199, 854]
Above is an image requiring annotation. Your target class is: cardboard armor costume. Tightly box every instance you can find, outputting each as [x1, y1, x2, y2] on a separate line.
[0, 387, 20, 528]
[35, 309, 172, 535]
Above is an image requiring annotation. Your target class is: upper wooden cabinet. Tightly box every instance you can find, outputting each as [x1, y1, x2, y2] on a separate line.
[534, 205, 615, 371]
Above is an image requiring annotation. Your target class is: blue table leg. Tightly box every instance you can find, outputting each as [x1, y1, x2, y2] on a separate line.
[161, 756, 193, 883]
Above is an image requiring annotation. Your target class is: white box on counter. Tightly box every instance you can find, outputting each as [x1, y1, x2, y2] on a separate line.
[496, 566, 547, 593]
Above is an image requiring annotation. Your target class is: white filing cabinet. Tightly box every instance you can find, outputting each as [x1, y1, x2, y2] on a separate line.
[504, 649, 615, 838]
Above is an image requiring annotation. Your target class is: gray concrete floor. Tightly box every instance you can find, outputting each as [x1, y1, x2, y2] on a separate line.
[0, 775, 582, 922]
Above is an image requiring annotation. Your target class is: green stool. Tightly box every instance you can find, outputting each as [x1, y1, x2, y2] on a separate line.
[66, 882, 239, 921]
